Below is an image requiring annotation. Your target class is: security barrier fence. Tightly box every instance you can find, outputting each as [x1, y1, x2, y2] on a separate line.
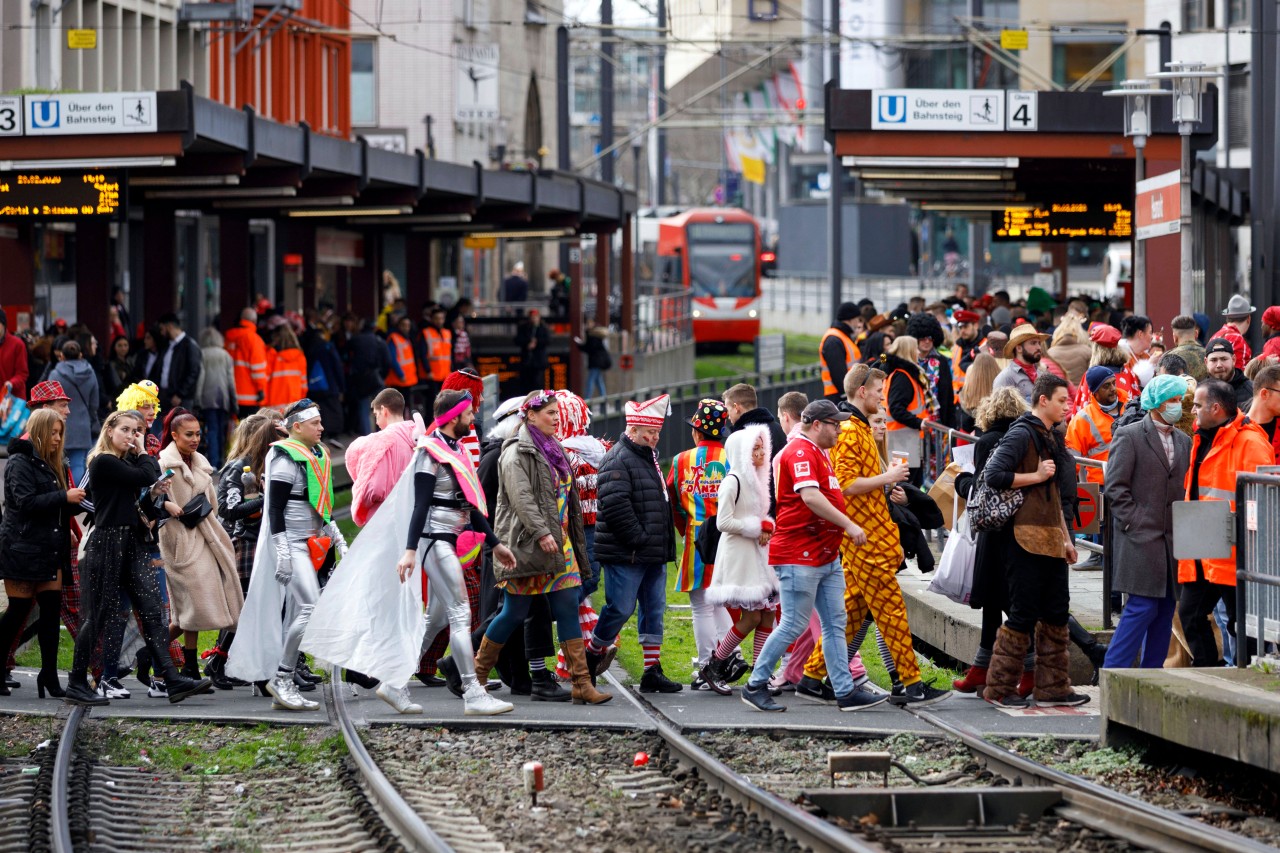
[921, 421, 1116, 630]
[1235, 472, 1280, 667]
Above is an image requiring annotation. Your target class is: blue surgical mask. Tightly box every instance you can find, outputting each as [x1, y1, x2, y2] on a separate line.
[1161, 402, 1183, 424]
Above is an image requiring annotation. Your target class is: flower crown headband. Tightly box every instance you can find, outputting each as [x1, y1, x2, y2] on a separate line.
[520, 389, 556, 418]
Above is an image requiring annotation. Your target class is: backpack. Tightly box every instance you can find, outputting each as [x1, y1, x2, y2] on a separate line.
[694, 473, 737, 565]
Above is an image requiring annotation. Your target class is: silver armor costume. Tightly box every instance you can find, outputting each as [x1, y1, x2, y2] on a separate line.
[269, 449, 323, 677]
[415, 438, 480, 688]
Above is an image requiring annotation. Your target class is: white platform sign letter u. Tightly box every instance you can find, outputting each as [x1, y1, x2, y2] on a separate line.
[29, 100, 59, 129]
[877, 95, 907, 124]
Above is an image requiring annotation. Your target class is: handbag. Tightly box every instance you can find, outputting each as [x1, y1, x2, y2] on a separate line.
[307, 360, 330, 393]
[694, 473, 737, 565]
[929, 509, 978, 604]
[0, 384, 28, 443]
[967, 466, 1024, 532]
[178, 493, 213, 529]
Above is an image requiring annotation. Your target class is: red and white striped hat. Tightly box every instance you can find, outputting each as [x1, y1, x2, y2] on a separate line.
[625, 394, 670, 429]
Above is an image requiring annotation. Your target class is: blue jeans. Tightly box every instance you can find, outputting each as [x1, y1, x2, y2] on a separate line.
[592, 562, 666, 647]
[1214, 599, 1235, 665]
[747, 561, 853, 698]
[579, 526, 601, 600]
[487, 587, 580, 646]
[202, 408, 228, 470]
[586, 368, 607, 399]
[66, 449, 87, 487]
[1103, 591, 1176, 669]
[355, 396, 373, 436]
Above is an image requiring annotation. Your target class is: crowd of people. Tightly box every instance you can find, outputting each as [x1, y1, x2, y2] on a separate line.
[0, 280, 1272, 715]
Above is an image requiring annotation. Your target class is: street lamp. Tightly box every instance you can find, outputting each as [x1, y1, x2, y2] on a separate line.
[1149, 61, 1217, 315]
[1104, 79, 1168, 316]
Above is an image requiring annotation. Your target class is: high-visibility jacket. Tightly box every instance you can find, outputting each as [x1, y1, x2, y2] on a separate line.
[265, 347, 308, 408]
[1178, 412, 1273, 586]
[820, 326, 861, 397]
[1064, 399, 1115, 485]
[883, 368, 927, 431]
[951, 337, 979, 394]
[421, 326, 453, 382]
[385, 332, 418, 388]
[225, 320, 268, 407]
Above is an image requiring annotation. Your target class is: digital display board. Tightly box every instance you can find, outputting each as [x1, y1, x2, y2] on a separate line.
[992, 202, 1132, 241]
[0, 172, 121, 217]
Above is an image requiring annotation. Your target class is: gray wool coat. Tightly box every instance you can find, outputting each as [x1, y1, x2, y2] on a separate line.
[1103, 415, 1191, 598]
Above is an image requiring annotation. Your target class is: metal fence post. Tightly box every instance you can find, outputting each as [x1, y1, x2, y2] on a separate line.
[1236, 478, 1249, 669]
[1101, 493, 1114, 631]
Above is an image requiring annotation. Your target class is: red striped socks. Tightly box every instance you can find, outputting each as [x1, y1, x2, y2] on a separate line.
[714, 626, 747, 661]
[642, 645, 661, 670]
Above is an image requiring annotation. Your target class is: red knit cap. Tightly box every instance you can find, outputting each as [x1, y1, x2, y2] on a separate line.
[1263, 306, 1280, 330]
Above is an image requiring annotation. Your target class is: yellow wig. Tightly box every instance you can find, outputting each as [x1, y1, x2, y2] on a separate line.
[116, 380, 161, 414]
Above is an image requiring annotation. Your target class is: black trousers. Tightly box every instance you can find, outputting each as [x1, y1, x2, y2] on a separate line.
[1177, 565, 1235, 667]
[1004, 539, 1070, 635]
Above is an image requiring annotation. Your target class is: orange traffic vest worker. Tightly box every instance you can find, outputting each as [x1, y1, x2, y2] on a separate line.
[820, 307, 862, 400]
[265, 345, 308, 407]
[385, 328, 418, 389]
[1177, 397, 1272, 668]
[1064, 367, 1120, 486]
[225, 313, 268, 411]
[421, 324, 453, 383]
[881, 366, 928, 432]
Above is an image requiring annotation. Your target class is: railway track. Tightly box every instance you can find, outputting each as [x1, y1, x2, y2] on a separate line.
[36, 675, 1278, 853]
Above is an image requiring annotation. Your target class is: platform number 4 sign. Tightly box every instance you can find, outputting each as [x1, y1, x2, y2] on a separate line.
[1006, 91, 1037, 132]
[0, 96, 20, 136]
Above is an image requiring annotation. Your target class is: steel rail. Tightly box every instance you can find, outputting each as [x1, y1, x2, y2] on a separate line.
[330, 676, 456, 853]
[908, 707, 1277, 853]
[50, 704, 85, 853]
[606, 672, 881, 853]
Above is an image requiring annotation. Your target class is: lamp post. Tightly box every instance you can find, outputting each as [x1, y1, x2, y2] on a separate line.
[1104, 79, 1168, 316]
[632, 134, 643, 203]
[1149, 61, 1216, 315]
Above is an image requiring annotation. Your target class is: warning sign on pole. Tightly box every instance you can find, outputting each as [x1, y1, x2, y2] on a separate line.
[1074, 482, 1101, 534]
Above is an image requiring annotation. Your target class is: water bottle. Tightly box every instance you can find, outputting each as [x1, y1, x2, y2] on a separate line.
[241, 465, 259, 496]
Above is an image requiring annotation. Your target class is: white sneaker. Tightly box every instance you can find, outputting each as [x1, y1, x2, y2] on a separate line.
[266, 674, 319, 711]
[376, 682, 423, 715]
[463, 681, 514, 715]
[98, 677, 131, 699]
[147, 679, 168, 699]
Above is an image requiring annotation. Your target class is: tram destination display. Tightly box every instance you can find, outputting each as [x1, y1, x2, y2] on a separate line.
[0, 172, 121, 217]
[992, 201, 1132, 241]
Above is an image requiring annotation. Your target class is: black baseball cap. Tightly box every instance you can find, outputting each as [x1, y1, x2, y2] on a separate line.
[801, 399, 852, 424]
[1205, 337, 1235, 357]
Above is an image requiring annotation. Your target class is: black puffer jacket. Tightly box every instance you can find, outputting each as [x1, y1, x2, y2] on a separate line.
[594, 434, 676, 565]
[0, 438, 72, 578]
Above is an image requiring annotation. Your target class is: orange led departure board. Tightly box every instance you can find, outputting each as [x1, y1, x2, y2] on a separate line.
[992, 202, 1132, 241]
[0, 172, 122, 217]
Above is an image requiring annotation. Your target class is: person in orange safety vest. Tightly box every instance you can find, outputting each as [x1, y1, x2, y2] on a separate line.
[225, 307, 268, 418]
[385, 315, 419, 391]
[1064, 367, 1120, 486]
[1177, 378, 1273, 667]
[265, 325, 309, 408]
[820, 302, 863, 401]
[419, 305, 453, 413]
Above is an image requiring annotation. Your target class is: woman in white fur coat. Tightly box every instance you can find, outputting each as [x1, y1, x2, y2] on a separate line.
[699, 425, 779, 694]
[157, 409, 244, 680]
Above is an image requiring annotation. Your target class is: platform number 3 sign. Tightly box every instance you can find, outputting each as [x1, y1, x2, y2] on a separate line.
[0, 97, 20, 136]
[1006, 92, 1037, 132]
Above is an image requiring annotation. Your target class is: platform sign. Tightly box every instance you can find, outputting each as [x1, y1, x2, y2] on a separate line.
[1074, 482, 1101, 534]
[1006, 91, 1037, 131]
[24, 92, 156, 136]
[993, 201, 1132, 241]
[1135, 170, 1181, 241]
[0, 97, 20, 136]
[871, 89, 1004, 132]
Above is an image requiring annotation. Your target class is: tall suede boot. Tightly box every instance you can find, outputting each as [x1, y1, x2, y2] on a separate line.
[473, 636, 504, 688]
[983, 625, 1031, 707]
[562, 639, 611, 705]
[1033, 623, 1089, 706]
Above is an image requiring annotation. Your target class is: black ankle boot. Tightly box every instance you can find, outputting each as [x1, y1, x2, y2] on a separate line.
[182, 648, 200, 679]
[64, 673, 108, 706]
[163, 671, 214, 704]
[530, 669, 570, 702]
[203, 653, 235, 691]
[135, 649, 153, 689]
[296, 653, 323, 684]
[344, 669, 379, 689]
[436, 657, 464, 698]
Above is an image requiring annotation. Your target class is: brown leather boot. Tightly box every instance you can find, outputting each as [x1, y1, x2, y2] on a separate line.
[562, 639, 612, 705]
[982, 625, 1030, 707]
[1033, 623, 1089, 706]
[473, 636, 504, 688]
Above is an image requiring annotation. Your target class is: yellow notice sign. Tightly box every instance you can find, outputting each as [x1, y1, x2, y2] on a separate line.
[741, 155, 766, 186]
[1000, 29, 1028, 51]
[463, 235, 497, 250]
[67, 29, 97, 49]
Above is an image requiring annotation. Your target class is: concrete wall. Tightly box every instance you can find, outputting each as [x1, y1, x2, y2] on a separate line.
[776, 200, 913, 278]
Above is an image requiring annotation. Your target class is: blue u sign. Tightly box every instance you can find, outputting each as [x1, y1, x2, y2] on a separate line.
[877, 95, 906, 124]
[29, 100, 59, 129]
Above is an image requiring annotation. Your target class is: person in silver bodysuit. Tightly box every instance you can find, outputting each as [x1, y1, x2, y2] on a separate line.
[389, 390, 516, 715]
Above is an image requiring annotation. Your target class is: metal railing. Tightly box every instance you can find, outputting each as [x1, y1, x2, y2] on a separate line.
[761, 275, 1041, 315]
[634, 288, 692, 354]
[590, 363, 822, 460]
[921, 421, 1116, 630]
[1235, 472, 1280, 667]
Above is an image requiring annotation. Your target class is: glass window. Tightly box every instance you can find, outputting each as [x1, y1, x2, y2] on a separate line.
[1051, 42, 1125, 91]
[351, 40, 376, 127]
[686, 224, 757, 299]
[1228, 0, 1249, 25]
[1182, 0, 1214, 29]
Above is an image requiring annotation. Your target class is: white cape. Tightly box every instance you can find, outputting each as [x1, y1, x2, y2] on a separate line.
[226, 447, 295, 683]
[299, 449, 426, 686]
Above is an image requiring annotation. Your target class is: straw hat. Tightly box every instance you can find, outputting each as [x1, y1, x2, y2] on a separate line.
[1003, 323, 1050, 358]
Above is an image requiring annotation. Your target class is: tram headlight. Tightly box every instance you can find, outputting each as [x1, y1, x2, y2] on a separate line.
[692, 309, 703, 318]
[748, 309, 758, 318]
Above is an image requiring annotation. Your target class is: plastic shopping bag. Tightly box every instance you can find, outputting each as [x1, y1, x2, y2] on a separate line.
[928, 509, 977, 604]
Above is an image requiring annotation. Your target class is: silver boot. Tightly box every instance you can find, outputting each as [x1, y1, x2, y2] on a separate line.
[376, 682, 423, 715]
[266, 673, 319, 711]
[463, 679, 514, 716]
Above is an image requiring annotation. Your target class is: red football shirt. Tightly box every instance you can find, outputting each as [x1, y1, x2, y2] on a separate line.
[768, 433, 845, 566]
